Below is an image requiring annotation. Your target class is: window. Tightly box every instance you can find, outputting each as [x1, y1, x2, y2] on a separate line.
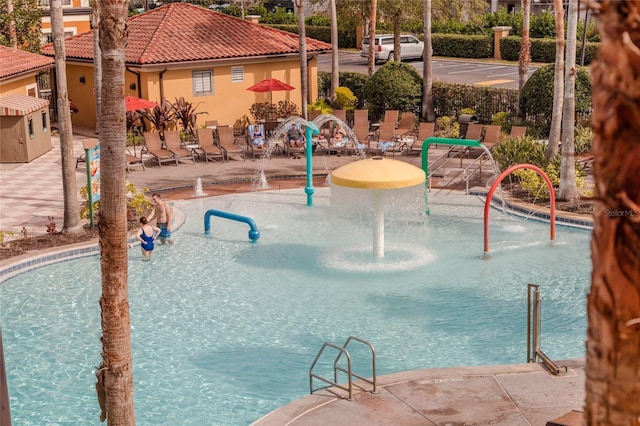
[193, 70, 213, 96]
[28, 118, 34, 139]
[42, 112, 48, 132]
[231, 66, 244, 83]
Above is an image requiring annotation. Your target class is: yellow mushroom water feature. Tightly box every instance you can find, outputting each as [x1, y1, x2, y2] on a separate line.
[330, 156, 426, 258]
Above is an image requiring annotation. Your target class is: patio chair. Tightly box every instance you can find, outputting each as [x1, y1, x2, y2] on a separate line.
[370, 119, 397, 156]
[353, 109, 369, 128]
[408, 122, 435, 156]
[331, 109, 347, 125]
[395, 112, 417, 136]
[197, 127, 225, 163]
[510, 126, 527, 138]
[284, 123, 306, 159]
[464, 123, 483, 141]
[482, 125, 503, 150]
[218, 125, 246, 161]
[143, 131, 178, 167]
[352, 122, 370, 156]
[246, 123, 268, 160]
[125, 148, 145, 172]
[76, 138, 98, 168]
[164, 130, 196, 164]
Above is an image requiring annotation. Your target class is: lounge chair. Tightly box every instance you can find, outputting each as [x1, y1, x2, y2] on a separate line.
[76, 138, 98, 168]
[331, 109, 347, 125]
[143, 132, 178, 167]
[246, 123, 268, 160]
[408, 122, 435, 156]
[353, 109, 369, 128]
[370, 119, 397, 156]
[395, 112, 416, 136]
[197, 127, 225, 163]
[284, 123, 306, 159]
[164, 130, 196, 164]
[482, 125, 503, 150]
[352, 122, 370, 156]
[126, 148, 145, 172]
[510, 126, 527, 138]
[218, 125, 246, 161]
[464, 123, 483, 141]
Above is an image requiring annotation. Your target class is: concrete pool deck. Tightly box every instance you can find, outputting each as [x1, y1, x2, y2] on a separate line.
[0, 127, 589, 425]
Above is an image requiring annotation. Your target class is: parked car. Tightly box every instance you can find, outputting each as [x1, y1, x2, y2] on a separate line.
[360, 34, 424, 64]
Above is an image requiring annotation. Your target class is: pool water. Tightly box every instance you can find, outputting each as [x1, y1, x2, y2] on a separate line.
[0, 189, 591, 425]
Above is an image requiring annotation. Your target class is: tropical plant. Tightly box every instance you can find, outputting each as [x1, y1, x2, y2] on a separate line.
[249, 102, 277, 121]
[574, 124, 593, 154]
[139, 100, 175, 139]
[275, 100, 300, 118]
[170, 97, 207, 137]
[308, 99, 333, 114]
[491, 135, 547, 172]
[434, 115, 459, 138]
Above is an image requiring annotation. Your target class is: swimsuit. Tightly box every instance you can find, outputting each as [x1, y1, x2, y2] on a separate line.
[252, 133, 264, 146]
[157, 222, 171, 238]
[140, 227, 154, 251]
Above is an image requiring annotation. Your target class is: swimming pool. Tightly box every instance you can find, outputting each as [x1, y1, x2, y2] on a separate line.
[0, 189, 591, 425]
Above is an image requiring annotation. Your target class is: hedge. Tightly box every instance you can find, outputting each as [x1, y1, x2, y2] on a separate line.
[432, 34, 493, 58]
[500, 36, 599, 65]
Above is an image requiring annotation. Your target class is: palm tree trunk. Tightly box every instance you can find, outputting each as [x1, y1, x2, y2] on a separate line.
[294, 0, 308, 119]
[558, 0, 578, 201]
[421, 0, 435, 122]
[367, 0, 377, 76]
[96, 0, 135, 423]
[393, 14, 401, 62]
[91, 0, 102, 134]
[586, 1, 640, 423]
[51, 0, 84, 236]
[546, 0, 564, 160]
[329, 0, 339, 105]
[517, 0, 531, 120]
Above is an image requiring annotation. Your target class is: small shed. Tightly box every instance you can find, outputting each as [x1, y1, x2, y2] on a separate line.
[0, 93, 52, 163]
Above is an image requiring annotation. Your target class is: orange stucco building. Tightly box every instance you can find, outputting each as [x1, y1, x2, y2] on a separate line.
[41, 3, 331, 130]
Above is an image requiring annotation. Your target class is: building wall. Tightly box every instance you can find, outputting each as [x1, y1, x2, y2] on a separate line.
[67, 57, 320, 130]
[0, 75, 39, 97]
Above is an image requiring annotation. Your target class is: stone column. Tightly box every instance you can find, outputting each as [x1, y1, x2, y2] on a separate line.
[492, 26, 512, 60]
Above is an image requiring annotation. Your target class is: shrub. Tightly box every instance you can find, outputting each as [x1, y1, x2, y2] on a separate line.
[574, 124, 593, 154]
[339, 72, 369, 109]
[491, 112, 508, 127]
[432, 34, 493, 59]
[435, 115, 460, 138]
[335, 86, 357, 111]
[520, 64, 592, 133]
[80, 183, 151, 223]
[491, 135, 547, 172]
[363, 62, 422, 120]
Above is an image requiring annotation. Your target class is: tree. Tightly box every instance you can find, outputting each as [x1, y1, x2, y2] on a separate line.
[6, 0, 17, 48]
[378, 0, 420, 63]
[421, 0, 435, 122]
[517, 0, 531, 120]
[91, 0, 102, 135]
[51, 0, 84, 236]
[94, 0, 135, 423]
[557, 0, 578, 201]
[431, 0, 487, 22]
[0, 0, 42, 52]
[546, 0, 564, 160]
[367, 0, 377, 76]
[294, 0, 308, 118]
[328, 0, 339, 105]
[586, 0, 640, 423]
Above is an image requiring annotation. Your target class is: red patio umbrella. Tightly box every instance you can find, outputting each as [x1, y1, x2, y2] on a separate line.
[246, 78, 294, 103]
[125, 96, 158, 112]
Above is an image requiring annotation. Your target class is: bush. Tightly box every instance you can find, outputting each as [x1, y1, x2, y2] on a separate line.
[432, 34, 493, 59]
[574, 124, 593, 154]
[363, 62, 422, 121]
[339, 72, 369, 109]
[491, 135, 547, 172]
[335, 86, 357, 111]
[500, 36, 599, 64]
[520, 64, 592, 133]
[435, 115, 460, 138]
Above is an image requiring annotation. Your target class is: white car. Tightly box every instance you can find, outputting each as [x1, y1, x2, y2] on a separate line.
[360, 34, 424, 64]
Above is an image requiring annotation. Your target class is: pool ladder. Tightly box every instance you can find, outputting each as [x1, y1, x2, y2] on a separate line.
[309, 336, 377, 400]
[527, 284, 568, 375]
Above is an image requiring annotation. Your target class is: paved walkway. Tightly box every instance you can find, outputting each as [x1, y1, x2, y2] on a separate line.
[0, 127, 588, 425]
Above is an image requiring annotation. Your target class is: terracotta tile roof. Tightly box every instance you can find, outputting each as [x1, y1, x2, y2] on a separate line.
[0, 46, 55, 80]
[41, 3, 331, 65]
